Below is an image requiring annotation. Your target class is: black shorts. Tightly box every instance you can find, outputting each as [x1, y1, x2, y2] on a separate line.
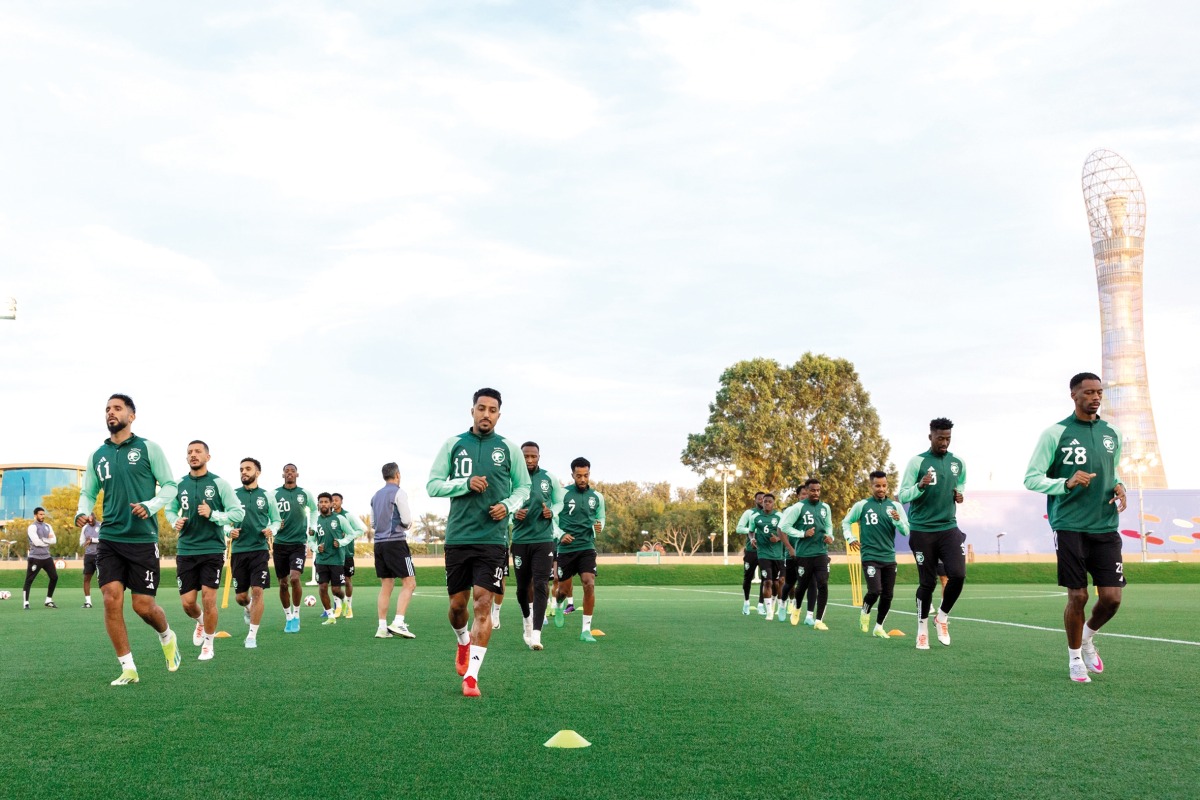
[1055, 531, 1126, 589]
[176, 553, 225, 594]
[83, 553, 98, 577]
[512, 542, 555, 583]
[501, 548, 510, 578]
[273, 543, 307, 579]
[444, 544, 507, 596]
[758, 559, 783, 582]
[743, 549, 759, 572]
[316, 563, 346, 586]
[96, 540, 160, 596]
[344, 555, 356, 577]
[863, 561, 897, 597]
[556, 549, 597, 581]
[910, 528, 967, 586]
[375, 540, 415, 580]
[232, 550, 270, 593]
[795, 555, 830, 583]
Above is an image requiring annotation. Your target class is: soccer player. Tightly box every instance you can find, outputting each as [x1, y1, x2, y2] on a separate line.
[780, 478, 834, 628]
[331, 492, 367, 619]
[80, 516, 100, 608]
[511, 442, 564, 650]
[735, 492, 766, 615]
[1024, 372, 1128, 683]
[751, 494, 793, 620]
[426, 387, 530, 698]
[843, 471, 910, 639]
[165, 441, 245, 662]
[899, 418, 967, 650]
[23, 507, 58, 609]
[552, 457, 604, 643]
[369, 462, 417, 640]
[75, 394, 180, 686]
[274, 464, 318, 633]
[309, 492, 354, 624]
[229, 457, 280, 649]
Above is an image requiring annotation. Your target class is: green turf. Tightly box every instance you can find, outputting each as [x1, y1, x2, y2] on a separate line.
[0, 581, 1195, 799]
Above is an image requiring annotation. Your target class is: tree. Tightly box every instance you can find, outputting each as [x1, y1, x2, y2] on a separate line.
[592, 482, 718, 553]
[681, 354, 894, 546]
[39, 484, 100, 557]
[658, 525, 706, 557]
[412, 513, 446, 543]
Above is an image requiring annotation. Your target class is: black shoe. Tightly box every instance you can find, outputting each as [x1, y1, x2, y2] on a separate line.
[83, 603, 93, 608]
[44, 601, 58, 609]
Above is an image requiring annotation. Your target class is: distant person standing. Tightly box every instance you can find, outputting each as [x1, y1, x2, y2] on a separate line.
[899, 418, 966, 651]
[370, 462, 417, 640]
[23, 507, 58, 609]
[80, 516, 101, 608]
[1025, 372, 1127, 683]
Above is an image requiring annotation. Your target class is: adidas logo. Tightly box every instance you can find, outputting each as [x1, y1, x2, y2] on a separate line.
[471, 655, 481, 661]
[457, 449, 468, 456]
[1069, 439, 1080, 445]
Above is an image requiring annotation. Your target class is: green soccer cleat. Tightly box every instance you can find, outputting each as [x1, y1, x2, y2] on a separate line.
[860, 612, 870, 633]
[580, 631, 597, 643]
[110, 668, 140, 685]
[776, 604, 787, 622]
[322, 616, 337, 626]
[554, 610, 565, 629]
[803, 616, 815, 627]
[162, 630, 181, 673]
[872, 626, 891, 639]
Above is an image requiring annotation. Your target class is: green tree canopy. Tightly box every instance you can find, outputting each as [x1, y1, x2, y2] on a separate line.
[681, 354, 894, 543]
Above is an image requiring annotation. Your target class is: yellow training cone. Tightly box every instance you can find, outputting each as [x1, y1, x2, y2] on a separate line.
[887, 630, 906, 637]
[214, 631, 233, 638]
[590, 629, 606, 637]
[544, 730, 591, 749]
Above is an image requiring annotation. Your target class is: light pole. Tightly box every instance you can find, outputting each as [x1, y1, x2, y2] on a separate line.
[705, 464, 742, 565]
[996, 531, 1006, 557]
[1121, 450, 1158, 562]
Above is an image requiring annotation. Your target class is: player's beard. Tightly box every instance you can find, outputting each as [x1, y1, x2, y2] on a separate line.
[106, 419, 128, 434]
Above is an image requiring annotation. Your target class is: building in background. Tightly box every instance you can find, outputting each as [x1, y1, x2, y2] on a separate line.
[0, 463, 85, 521]
[1081, 149, 1168, 488]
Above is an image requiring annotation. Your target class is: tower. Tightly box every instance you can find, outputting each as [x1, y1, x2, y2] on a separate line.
[1081, 149, 1167, 487]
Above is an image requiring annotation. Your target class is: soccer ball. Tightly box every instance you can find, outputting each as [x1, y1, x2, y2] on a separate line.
[55, 560, 66, 569]
[0, 591, 10, 600]
[303, 595, 317, 607]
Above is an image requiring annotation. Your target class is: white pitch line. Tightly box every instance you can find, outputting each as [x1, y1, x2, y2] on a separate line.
[642, 587, 1200, 647]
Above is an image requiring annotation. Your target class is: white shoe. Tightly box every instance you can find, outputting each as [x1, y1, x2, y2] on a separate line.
[916, 632, 930, 650]
[522, 626, 532, 647]
[935, 617, 951, 646]
[530, 629, 543, 651]
[192, 621, 204, 647]
[244, 635, 257, 649]
[492, 614, 501, 630]
[387, 622, 415, 639]
[374, 628, 393, 639]
[198, 641, 214, 661]
[1081, 638, 1104, 673]
[1069, 659, 1091, 683]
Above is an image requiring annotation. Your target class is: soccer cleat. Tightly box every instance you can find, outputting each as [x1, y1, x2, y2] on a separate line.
[245, 635, 257, 649]
[813, 620, 829, 631]
[935, 617, 951, 646]
[44, 600, 58, 608]
[293, 617, 300, 632]
[803, 616, 815, 628]
[462, 676, 481, 697]
[492, 616, 500, 630]
[193, 621, 204, 647]
[872, 626, 891, 639]
[860, 612, 870, 633]
[1081, 639, 1104, 674]
[456, 644, 470, 676]
[564, 604, 575, 614]
[333, 602, 343, 619]
[321, 616, 337, 625]
[523, 628, 532, 648]
[916, 632, 930, 650]
[163, 630, 181, 672]
[580, 630, 597, 643]
[791, 607, 802, 626]
[757, 603, 766, 616]
[547, 606, 556, 617]
[388, 622, 416, 639]
[374, 629, 393, 639]
[1069, 660, 1092, 683]
[345, 606, 354, 620]
[530, 629, 543, 651]
[83, 603, 93, 609]
[198, 641, 214, 661]
[742, 601, 750, 615]
[554, 610, 565, 629]
[776, 604, 787, 622]
[110, 669, 140, 686]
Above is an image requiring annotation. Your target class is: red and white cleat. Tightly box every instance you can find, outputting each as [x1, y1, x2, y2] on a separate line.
[462, 676, 481, 697]
[456, 644, 470, 676]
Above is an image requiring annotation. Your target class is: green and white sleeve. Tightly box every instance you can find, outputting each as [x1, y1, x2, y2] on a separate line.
[897, 455, 926, 503]
[265, 493, 282, 534]
[164, 491, 183, 526]
[550, 473, 566, 539]
[595, 493, 606, 531]
[210, 477, 246, 528]
[1023, 426, 1068, 496]
[956, 461, 967, 492]
[1112, 429, 1124, 488]
[499, 439, 532, 512]
[140, 440, 179, 515]
[841, 501, 866, 541]
[337, 512, 365, 547]
[302, 487, 320, 531]
[734, 509, 755, 535]
[425, 437, 472, 499]
[76, 462, 100, 521]
[778, 504, 803, 537]
[890, 501, 911, 537]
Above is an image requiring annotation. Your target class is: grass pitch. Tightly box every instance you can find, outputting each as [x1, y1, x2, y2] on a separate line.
[0, 578, 1195, 799]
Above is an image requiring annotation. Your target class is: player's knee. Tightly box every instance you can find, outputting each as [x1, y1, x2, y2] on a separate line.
[1065, 588, 1089, 607]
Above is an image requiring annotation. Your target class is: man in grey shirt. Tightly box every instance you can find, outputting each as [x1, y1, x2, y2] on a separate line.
[24, 507, 59, 609]
[370, 462, 416, 639]
[80, 518, 101, 608]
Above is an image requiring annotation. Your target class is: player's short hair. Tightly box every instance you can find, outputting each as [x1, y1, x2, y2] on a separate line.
[240, 457, 262, 471]
[571, 457, 591, 472]
[1070, 371, 1102, 390]
[521, 441, 539, 450]
[34, 506, 45, 514]
[331, 493, 343, 501]
[188, 440, 210, 452]
[109, 393, 135, 413]
[869, 470, 887, 481]
[929, 417, 954, 432]
[283, 463, 297, 470]
[763, 493, 775, 500]
[382, 462, 399, 480]
[804, 477, 821, 488]
[473, 387, 502, 407]
[317, 492, 332, 501]
[753, 491, 765, 499]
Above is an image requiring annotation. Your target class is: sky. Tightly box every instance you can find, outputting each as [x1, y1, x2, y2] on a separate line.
[2, 1, 1198, 522]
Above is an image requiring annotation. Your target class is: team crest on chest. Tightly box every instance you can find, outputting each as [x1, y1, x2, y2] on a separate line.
[491, 447, 506, 465]
[298, 494, 306, 505]
[820, 508, 827, 518]
[540, 479, 550, 494]
[588, 497, 597, 509]
[256, 497, 266, 509]
[950, 462, 960, 476]
[331, 520, 339, 530]
[127, 449, 142, 464]
[1102, 435, 1115, 453]
[204, 486, 216, 499]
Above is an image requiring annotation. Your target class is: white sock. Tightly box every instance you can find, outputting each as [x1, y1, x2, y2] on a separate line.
[248, 624, 259, 636]
[345, 597, 352, 608]
[805, 610, 814, 619]
[743, 599, 750, 607]
[45, 597, 54, 605]
[332, 595, 343, 610]
[378, 619, 388, 631]
[936, 608, 948, 624]
[491, 605, 500, 623]
[392, 614, 405, 626]
[158, 627, 173, 644]
[765, 599, 774, 617]
[1082, 623, 1097, 643]
[874, 623, 884, 632]
[582, 614, 592, 632]
[1069, 647, 1082, 661]
[199, 609, 205, 626]
[454, 625, 471, 646]
[465, 645, 486, 681]
[549, 597, 558, 610]
[918, 618, 929, 635]
[567, 596, 575, 607]
[23, 592, 28, 605]
[85, 594, 91, 604]
[203, 633, 214, 647]
[118, 652, 136, 670]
